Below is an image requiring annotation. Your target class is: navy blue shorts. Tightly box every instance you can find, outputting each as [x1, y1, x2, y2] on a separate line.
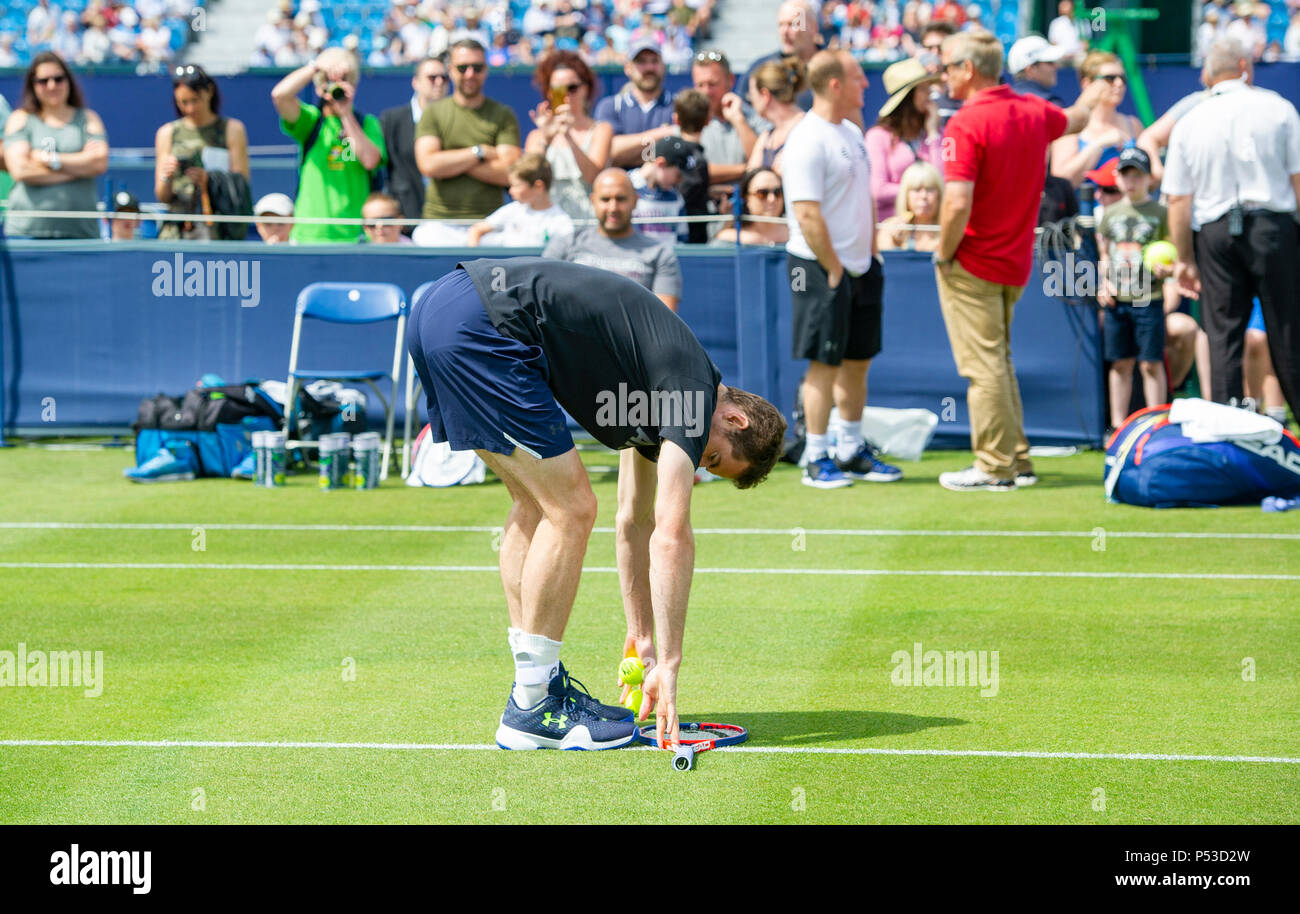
[1104, 301, 1166, 363]
[405, 268, 574, 459]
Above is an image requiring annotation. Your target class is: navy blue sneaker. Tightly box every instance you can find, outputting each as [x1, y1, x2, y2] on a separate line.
[802, 455, 853, 489]
[835, 444, 903, 482]
[558, 662, 633, 721]
[496, 675, 638, 750]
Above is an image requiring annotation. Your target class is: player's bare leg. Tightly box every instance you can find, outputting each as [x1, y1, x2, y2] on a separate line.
[477, 446, 595, 641]
[477, 454, 542, 630]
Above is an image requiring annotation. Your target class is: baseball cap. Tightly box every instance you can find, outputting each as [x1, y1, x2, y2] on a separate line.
[653, 136, 698, 170]
[1085, 159, 1118, 189]
[1116, 146, 1152, 175]
[112, 190, 139, 212]
[254, 193, 295, 217]
[627, 37, 663, 62]
[1007, 35, 1067, 75]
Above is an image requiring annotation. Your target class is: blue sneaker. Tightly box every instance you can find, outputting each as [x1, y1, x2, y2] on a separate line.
[495, 674, 638, 750]
[124, 442, 197, 483]
[835, 444, 903, 482]
[1263, 496, 1299, 513]
[802, 455, 853, 489]
[558, 662, 633, 721]
[231, 451, 257, 480]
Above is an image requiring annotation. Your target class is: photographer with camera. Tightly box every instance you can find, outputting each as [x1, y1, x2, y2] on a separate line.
[155, 64, 250, 241]
[271, 47, 386, 243]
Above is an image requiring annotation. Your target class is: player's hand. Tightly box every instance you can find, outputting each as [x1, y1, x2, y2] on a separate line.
[618, 632, 654, 703]
[1174, 260, 1200, 297]
[640, 663, 680, 748]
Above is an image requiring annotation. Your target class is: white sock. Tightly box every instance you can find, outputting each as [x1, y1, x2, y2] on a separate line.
[1266, 406, 1288, 425]
[511, 631, 562, 708]
[507, 627, 522, 655]
[833, 416, 863, 462]
[806, 432, 830, 462]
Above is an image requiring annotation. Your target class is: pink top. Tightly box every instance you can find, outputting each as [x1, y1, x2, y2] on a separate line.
[864, 125, 943, 221]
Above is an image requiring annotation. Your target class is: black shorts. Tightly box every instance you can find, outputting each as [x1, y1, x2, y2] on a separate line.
[788, 253, 883, 365]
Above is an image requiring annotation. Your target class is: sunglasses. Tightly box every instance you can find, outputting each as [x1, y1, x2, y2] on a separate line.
[425, 72, 448, 83]
[551, 83, 583, 93]
[922, 42, 944, 52]
[172, 64, 211, 87]
[455, 63, 487, 74]
[1096, 73, 1126, 84]
[694, 49, 729, 67]
[749, 187, 783, 198]
[942, 60, 967, 73]
[35, 74, 67, 86]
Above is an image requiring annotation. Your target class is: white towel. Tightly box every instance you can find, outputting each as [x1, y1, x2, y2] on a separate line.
[1169, 397, 1282, 444]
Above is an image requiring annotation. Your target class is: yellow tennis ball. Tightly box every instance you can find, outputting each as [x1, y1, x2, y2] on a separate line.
[624, 689, 643, 715]
[618, 657, 644, 686]
[1143, 240, 1177, 270]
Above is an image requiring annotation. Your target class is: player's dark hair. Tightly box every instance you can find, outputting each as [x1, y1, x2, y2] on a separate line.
[722, 387, 787, 489]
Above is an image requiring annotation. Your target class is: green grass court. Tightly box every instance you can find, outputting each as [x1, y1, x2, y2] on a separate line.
[1, 444, 1296, 824]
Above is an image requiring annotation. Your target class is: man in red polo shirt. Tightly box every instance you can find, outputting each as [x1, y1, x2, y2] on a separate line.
[932, 30, 1107, 491]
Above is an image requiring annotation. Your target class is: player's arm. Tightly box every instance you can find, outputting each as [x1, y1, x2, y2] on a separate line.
[640, 439, 696, 747]
[615, 448, 657, 680]
[791, 199, 843, 286]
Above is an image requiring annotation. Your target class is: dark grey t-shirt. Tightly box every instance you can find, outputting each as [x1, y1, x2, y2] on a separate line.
[460, 257, 720, 467]
[541, 227, 682, 298]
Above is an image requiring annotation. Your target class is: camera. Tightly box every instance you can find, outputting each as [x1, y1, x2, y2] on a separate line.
[175, 154, 201, 173]
[326, 83, 347, 101]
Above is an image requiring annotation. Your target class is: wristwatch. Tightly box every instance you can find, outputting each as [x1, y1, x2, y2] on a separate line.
[48, 150, 61, 171]
[932, 252, 952, 268]
[471, 145, 485, 162]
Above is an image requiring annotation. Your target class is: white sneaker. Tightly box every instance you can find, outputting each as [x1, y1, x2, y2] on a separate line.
[939, 466, 1016, 492]
[1015, 472, 1038, 487]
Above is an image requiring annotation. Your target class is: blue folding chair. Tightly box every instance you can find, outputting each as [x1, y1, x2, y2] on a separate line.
[401, 280, 437, 479]
[285, 282, 408, 481]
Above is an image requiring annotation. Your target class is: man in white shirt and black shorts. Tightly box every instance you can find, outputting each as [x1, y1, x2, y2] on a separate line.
[784, 49, 901, 489]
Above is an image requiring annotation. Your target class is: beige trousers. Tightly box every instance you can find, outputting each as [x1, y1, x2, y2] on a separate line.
[935, 262, 1034, 480]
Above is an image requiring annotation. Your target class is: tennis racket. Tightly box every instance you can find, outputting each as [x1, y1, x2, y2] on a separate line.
[636, 722, 748, 771]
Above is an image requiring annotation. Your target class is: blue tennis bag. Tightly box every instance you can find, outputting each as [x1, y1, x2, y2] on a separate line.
[133, 383, 282, 478]
[1105, 404, 1300, 508]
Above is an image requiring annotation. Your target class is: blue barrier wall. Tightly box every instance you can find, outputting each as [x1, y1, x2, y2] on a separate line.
[0, 243, 1103, 447]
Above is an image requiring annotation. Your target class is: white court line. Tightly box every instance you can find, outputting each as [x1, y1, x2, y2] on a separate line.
[0, 522, 1297, 541]
[0, 562, 1297, 581]
[1, 739, 1295, 764]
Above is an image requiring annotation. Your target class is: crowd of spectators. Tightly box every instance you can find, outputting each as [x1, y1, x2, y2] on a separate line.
[3, 0, 199, 70]
[1196, 0, 1300, 63]
[250, 0, 719, 70]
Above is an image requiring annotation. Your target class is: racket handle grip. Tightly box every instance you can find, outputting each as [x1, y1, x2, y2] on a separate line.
[671, 744, 696, 772]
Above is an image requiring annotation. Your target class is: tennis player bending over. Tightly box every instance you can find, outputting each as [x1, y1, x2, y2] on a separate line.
[407, 257, 786, 750]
